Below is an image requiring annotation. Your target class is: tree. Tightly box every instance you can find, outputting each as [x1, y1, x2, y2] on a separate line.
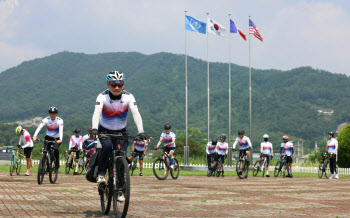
[337, 124, 350, 168]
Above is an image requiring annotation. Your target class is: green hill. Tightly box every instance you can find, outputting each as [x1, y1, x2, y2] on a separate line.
[1, 51, 349, 152]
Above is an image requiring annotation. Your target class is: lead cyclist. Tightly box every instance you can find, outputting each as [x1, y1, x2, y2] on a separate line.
[91, 71, 148, 201]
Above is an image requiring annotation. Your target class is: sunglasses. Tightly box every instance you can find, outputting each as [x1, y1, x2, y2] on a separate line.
[109, 83, 124, 88]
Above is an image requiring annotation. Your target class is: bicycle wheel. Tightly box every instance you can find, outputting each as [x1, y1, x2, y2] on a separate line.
[170, 158, 180, 179]
[100, 167, 112, 215]
[49, 159, 58, 184]
[65, 156, 71, 174]
[131, 159, 137, 176]
[16, 155, 22, 175]
[153, 158, 168, 180]
[262, 160, 267, 177]
[236, 160, 244, 179]
[84, 158, 90, 173]
[37, 155, 46, 185]
[324, 161, 330, 179]
[253, 161, 259, 177]
[78, 158, 84, 175]
[283, 165, 287, 178]
[318, 163, 323, 178]
[274, 161, 281, 177]
[244, 161, 249, 179]
[10, 155, 15, 176]
[113, 157, 130, 218]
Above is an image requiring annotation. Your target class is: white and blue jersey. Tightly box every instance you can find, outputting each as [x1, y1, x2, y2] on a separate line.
[327, 138, 338, 155]
[134, 140, 147, 151]
[206, 142, 216, 155]
[233, 136, 252, 150]
[160, 132, 176, 148]
[281, 141, 293, 156]
[261, 141, 273, 155]
[34, 116, 64, 140]
[216, 142, 228, 156]
[95, 90, 137, 131]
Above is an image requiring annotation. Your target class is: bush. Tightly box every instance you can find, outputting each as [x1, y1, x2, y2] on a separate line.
[337, 124, 350, 168]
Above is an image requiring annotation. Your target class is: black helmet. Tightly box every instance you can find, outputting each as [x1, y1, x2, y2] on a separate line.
[48, 106, 58, 113]
[74, 128, 81, 134]
[164, 124, 171, 130]
[212, 139, 217, 145]
[220, 134, 226, 139]
[238, 130, 245, 135]
[328, 132, 335, 137]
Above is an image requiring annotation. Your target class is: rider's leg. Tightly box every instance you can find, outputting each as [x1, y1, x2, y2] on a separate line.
[258, 156, 263, 165]
[246, 151, 250, 165]
[169, 150, 174, 166]
[98, 137, 113, 176]
[211, 161, 217, 169]
[140, 159, 143, 173]
[207, 154, 212, 170]
[69, 152, 74, 164]
[74, 151, 80, 173]
[54, 148, 60, 170]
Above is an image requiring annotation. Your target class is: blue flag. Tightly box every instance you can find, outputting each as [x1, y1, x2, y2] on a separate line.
[185, 15, 206, 34]
[230, 19, 237, 33]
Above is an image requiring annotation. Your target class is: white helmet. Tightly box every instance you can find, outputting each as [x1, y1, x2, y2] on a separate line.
[106, 71, 124, 83]
[263, 134, 269, 138]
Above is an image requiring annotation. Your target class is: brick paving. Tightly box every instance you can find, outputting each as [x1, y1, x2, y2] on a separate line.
[1, 172, 350, 217]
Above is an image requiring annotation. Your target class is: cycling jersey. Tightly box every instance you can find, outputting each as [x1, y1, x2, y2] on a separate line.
[206, 142, 216, 154]
[69, 135, 83, 150]
[261, 141, 273, 155]
[281, 141, 293, 156]
[95, 90, 137, 131]
[216, 142, 228, 155]
[134, 140, 147, 151]
[327, 138, 338, 155]
[233, 136, 252, 150]
[34, 116, 63, 140]
[83, 135, 96, 150]
[19, 129, 33, 148]
[160, 131, 176, 147]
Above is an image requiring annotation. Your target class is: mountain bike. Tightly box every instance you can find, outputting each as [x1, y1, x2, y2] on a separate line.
[318, 152, 334, 179]
[253, 154, 271, 177]
[153, 147, 179, 180]
[215, 155, 225, 177]
[274, 155, 286, 177]
[10, 146, 25, 176]
[36, 139, 58, 185]
[97, 133, 145, 218]
[65, 148, 78, 174]
[129, 152, 139, 176]
[236, 149, 250, 179]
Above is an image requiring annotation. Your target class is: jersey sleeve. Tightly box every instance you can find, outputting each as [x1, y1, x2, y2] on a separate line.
[171, 132, 176, 139]
[232, 138, 238, 149]
[95, 94, 105, 109]
[34, 118, 47, 137]
[160, 133, 164, 139]
[127, 94, 137, 109]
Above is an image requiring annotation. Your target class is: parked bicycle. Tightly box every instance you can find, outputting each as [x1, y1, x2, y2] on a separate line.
[274, 155, 287, 177]
[235, 148, 250, 179]
[153, 147, 180, 180]
[318, 152, 336, 179]
[9, 146, 25, 176]
[36, 139, 58, 184]
[253, 154, 271, 177]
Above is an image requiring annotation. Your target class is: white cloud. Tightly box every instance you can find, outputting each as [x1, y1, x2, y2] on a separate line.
[0, 0, 19, 39]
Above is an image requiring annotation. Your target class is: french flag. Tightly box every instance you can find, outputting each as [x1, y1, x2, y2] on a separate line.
[230, 19, 246, 41]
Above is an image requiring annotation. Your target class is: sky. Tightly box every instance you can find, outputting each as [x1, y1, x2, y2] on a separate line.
[0, 0, 350, 75]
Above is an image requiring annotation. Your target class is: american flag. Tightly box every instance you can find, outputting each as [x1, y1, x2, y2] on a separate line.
[249, 19, 263, 42]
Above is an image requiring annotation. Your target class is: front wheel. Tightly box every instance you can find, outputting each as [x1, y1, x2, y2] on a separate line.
[262, 160, 267, 177]
[318, 163, 323, 178]
[244, 160, 249, 179]
[10, 155, 15, 176]
[16, 155, 22, 175]
[153, 158, 168, 180]
[49, 159, 58, 184]
[236, 160, 244, 179]
[324, 161, 330, 179]
[78, 158, 85, 175]
[274, 161, 281, 177]
[130, 158, 137, 176]
[99, 168, 112, 215]
[113, 158, 130, 218]
[65, 156, 71, 174]
[253, 161, 259, 177]
[37, 155, 47, 185]
[170, 158, 180, 179]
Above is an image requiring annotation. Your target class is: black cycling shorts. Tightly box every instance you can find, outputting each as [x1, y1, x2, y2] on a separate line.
[260, 154, 271, 164]
[239, 149, 249, 158]
[23, 147, 33, 158]
[71, 148, 80, 159]
[215, 154, 225, 163]
[164, 147, 175, 154]
[132, 150, 144, 160]
[286, 156, 293, 164]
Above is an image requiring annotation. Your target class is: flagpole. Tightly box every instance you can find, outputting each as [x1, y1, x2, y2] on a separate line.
[249, 15, 252, 162]
[228, 13, 232, 166]
[206, 12, 210, 142]
[185, 10, 188, 166]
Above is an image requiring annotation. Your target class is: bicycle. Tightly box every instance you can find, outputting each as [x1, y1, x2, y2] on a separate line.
[97, 133, 144, 218]
[153, 147, 180, 180]
[215, 155, 225, 177]
[36, 139, 58, 185]
[129, 152, 139, 176]
[318, 152, 336, 179]
[253, 154, 271, 177]
[9, 146, 26, 176]
[235, 149, 250, 179]
[65, 148, 78, 174]
[274, 155, 287, 177]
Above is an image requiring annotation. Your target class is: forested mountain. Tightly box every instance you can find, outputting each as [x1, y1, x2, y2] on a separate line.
[0, 51, 349, 151]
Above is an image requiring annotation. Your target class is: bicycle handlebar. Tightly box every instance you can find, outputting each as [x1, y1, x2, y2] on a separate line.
[98, 133, 150, 141]
[34, 138, 57, 143]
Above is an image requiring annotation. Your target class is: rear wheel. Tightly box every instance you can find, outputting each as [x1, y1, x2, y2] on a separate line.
[10, 155, 15, 176]
[244, 160, 249, 179]
[37, 155, 46, 185]
[65, 156, 71, 174]
[100, 168, 112, 215]
[324, 161, 330, 179]
[113, 158, 130, 218]
[262, 160, 267, 177]
[131, 158, 137, 176]
[274, 161, 281, 177]
[16, 155, 22, 175]
[170, 158, 180, 179]
[318, 163, 323, 178]
[236, 160, 244, 179]
[253, 161, 259, 177]
[78, 158, 85, 175]
[153, 158, 168, 180]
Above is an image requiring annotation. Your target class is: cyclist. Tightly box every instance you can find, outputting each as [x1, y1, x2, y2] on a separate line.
[257, 134, 274, 177]
[16, 126, 34, 176]
[327, 132, 338, 179]
[33, 107, 63, 173]
[280, 135, 293, 178]
[210, 135, 228, 177]
[83, 127, 96, 157]
[206, 138, 217, 176]
[91, 71, 147, 192]
[129, 138, 149, 176]
[68, 128, 83, 175]
[233, 130, 252, 172]
[154, 124, 176, 170]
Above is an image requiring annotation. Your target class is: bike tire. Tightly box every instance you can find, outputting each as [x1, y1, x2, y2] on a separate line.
[131, 159, 137, 176]
[244, 161, 249, 179]
[100, 167, 112, 215]
[10, 155, 15, 176]
[16, 155, 22, 175]
[253, 161, 259, 177]
[37, 155, 46, 185]
[318, 163, 323, 178]
[170, 158, 180, 180]
[78, 158, 84, 175]
[153, 158, 168, 180]
[84, 159, 90, 174]
[49, 158, 58, 184]
[65, 156, 71, 174]
[324, 160, 330, 179]
[236, 160, 244, 179]
[113, 158, 130, 218]
[274, 161, 281, 177]
[262, 160, 267, 177]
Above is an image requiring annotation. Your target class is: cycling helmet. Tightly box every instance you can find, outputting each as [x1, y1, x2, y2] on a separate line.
[48, 106, 58, 113]
[107, 71, 124, 83]
[164, 124, 171, 130]
[88, 127, 93, 133]
[74, 128, 81, 134]
[238, 130, 245, 135]
[282, 135, 290, 140]
[263, 134, 269, 138]
[328, 132, 335, 137]
[15, 126, 23, 135]
[220, 134, 226, 139]
[211, 139, 217, 145]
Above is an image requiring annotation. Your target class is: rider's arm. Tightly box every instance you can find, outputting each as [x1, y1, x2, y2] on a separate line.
[18, 136, 22, 146]
[169, 137, 175, 146]
[334, 140, 338, 153]
[21, 135, 31, 149]
[131, 141, 136, 152]
[69, 136, 73, 150]
[206, 144, 209, 155]
[79, 137, 83, 150]
[225, 147, 228, 155]
[232, 139, 238, 150]
[260, 143, 263, 154]
[247, 137, 252, 149]
[291, 147, 294, 156]
[130, 107, 144, 134]
[156, 138, 163, 148]
[144, 142, 148, 155]
[92, 94, 104, 129]
[58, 120, 63, 141]
[271, 146, 274, 156]
[34, 120, 45, 138]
